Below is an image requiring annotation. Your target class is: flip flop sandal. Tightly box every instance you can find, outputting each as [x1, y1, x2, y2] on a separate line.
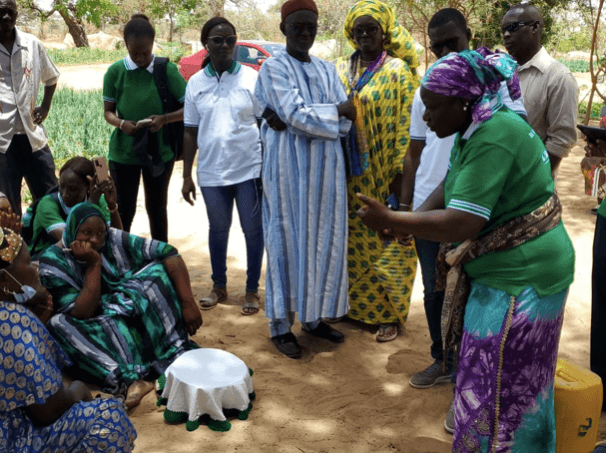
[241, 292, 260, 316]
[375, 324, 398, 343]
[199, 287, 227, 310]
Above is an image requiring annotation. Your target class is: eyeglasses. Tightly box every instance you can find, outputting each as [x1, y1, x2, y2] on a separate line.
[207, 35, 237, 46]
[501, 21, 534, 35]
[286, 23, 317, 35]
[351, 26, 380, 38]
[429, 37, 460, 55]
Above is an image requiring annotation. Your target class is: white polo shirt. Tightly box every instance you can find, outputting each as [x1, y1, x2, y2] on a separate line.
[184, 61, 262, 187]
[0, 28, 60, 153]
[409, 82, 527, 210]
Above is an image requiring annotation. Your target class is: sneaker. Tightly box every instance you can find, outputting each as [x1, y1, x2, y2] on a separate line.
[444, 399, 455, 434]
[408, 360, 453, 389]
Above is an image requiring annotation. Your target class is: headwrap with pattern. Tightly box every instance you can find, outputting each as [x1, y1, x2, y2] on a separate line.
[62, 202, 107, 248]
[421, 47, 521, 124]
[0, 228, 23, 269]
[344, 0, 419, 71]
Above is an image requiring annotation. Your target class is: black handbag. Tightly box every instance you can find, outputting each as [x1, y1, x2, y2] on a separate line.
[153, 57, 184, 161]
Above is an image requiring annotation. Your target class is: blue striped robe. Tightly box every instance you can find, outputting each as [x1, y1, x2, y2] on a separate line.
[255, 52, 352, 323]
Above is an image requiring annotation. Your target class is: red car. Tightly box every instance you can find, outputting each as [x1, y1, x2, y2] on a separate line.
[178, 40, 285, 81]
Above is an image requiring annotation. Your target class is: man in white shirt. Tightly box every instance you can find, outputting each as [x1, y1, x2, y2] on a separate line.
[501, 3, 579, 176]
[400, 8, 526, 434]
[0, 0, 60, 217]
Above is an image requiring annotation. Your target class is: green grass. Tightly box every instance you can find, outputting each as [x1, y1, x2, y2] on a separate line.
[44, 89, 112, 167]
[47, 45, 189, 66]
[558, 59, 590, 73]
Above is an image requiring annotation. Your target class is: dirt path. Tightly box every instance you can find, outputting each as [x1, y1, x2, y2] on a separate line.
[116, 140, 600, 453]
[53, 63, 603, 452]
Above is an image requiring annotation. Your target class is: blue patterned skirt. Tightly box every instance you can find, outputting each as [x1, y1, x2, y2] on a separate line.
[452, 283, 568, 453]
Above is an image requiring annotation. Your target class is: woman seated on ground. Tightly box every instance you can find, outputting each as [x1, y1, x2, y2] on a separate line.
[357, 49, 574, 452]
[38, 202, 203, 408]
[0, 227, 137, 452]
[27, 156, 122, 257]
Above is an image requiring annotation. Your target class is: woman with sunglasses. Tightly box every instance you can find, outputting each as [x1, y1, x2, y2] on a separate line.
[103, 14, 186, 243]
[182, 17, 264, 316]
[333, 0, 419, 342]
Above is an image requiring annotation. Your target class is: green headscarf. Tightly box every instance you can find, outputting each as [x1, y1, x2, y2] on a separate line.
[343, 0, 419, 71]
[62, 202, 106, 248]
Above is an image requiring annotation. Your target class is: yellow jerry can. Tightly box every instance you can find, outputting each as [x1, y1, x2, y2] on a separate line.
[554, 358, 603, 453]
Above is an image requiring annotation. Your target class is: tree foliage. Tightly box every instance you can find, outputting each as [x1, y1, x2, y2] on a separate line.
[395, 0, 571, 67]
[149, 0, 197, 42]
[18, 0, 118, 47]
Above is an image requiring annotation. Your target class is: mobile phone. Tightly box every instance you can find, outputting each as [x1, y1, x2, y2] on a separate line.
[92, 157, 110, 183]
[261, 107, 276, 120]
[577, 124, 606, 146]
[386, 193, 399, 210]
[136, 118, 153, 127]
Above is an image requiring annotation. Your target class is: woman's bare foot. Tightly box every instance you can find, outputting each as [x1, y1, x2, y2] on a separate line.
[125, 380, 155, 409]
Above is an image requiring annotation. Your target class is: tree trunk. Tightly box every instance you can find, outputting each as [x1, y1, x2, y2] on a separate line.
[168, 11, 174, 42]
[58, 9, 89, 48]
[585, 0, 604, 125]
[209, 0, 225, 16]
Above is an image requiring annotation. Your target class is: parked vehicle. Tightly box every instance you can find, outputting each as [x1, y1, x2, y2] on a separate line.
[178, 40, 285, 81]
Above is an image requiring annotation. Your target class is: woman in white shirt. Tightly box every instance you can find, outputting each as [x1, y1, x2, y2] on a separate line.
[181, 17, 263, 316]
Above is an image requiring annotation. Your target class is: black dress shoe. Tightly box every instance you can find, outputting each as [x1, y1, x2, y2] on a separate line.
[306, 321, 345, 343]
[270, 332, 302, 359]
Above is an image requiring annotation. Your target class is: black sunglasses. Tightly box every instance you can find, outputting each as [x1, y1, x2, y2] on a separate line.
[501, 21, 534, 34]
[207, 35, 237, 46]
[351, 26, 380, 38]
[287, 23, 317, 35]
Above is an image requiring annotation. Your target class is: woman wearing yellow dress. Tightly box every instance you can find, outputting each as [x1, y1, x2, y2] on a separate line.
[335, 0, 418, 342]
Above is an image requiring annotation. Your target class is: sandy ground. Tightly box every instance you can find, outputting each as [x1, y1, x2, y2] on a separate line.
[53, 64, 603, 452]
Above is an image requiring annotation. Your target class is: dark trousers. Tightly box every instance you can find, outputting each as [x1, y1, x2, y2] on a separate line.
[591, 214, 606, 410]
[415, 237, 455, 372]
[0, 135, 57, 217]
[109, 160, 174, 243]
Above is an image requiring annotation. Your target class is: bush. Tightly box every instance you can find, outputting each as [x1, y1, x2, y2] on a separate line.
[47, 48, 126, 65]
[48, 44, 190, 66]
[558, 59, 590, 73]
[579, 100, 605, 119]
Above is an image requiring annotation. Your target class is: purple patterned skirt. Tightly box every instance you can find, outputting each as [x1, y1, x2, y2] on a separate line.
[452, 283, 568, 453]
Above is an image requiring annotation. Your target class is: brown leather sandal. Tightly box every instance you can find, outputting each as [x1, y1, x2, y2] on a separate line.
[241, 292, 260, 315]
[199, 287, 227, 310]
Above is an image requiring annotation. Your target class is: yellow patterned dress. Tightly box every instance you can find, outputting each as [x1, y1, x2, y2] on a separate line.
[335, 55, 418, 327]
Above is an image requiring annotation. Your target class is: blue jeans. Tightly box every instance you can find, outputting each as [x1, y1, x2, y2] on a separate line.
[200, 178, 264, 293]
[415, 237, 454, 373]
[0, 135, 57, 217]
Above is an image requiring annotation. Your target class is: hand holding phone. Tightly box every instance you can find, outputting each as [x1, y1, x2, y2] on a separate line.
[92, 157, 110, 183]
[136, 118, 153, 128]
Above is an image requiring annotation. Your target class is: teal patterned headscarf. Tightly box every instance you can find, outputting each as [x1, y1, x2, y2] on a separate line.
[421, 47, 521, 123]
[62, 202, 107, 247]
